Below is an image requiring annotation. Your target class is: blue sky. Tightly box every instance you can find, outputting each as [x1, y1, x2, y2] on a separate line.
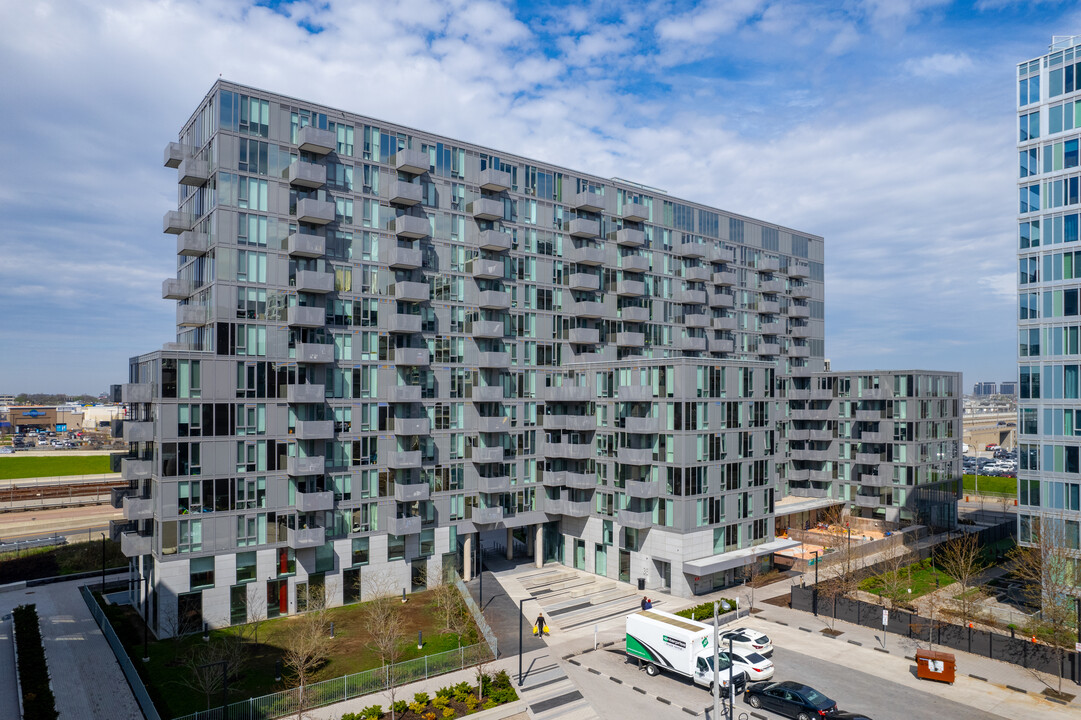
[0, 0, 1077, 394]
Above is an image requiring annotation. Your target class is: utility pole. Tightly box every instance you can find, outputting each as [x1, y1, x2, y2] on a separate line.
[712, 601, 719, 720]
[811, 550, 819, 616]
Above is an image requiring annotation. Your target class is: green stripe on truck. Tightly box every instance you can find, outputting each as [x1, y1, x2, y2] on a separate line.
[626, 633, 655, 662]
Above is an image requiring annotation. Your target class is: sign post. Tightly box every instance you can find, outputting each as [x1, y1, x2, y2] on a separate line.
[882, 609, 888, 649]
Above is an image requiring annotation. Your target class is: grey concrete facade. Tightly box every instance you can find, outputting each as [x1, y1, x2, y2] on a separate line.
[114, 80, 959, 635]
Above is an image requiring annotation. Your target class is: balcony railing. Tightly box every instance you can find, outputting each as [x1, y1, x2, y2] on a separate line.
[286, 456, 326, 476]
[617, 509, 653, 529]
[286, 526, 326, 548]
[296, 490, 335, 512]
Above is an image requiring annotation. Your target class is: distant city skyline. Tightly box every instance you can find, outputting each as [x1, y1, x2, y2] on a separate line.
[2, 1, 1079, 393]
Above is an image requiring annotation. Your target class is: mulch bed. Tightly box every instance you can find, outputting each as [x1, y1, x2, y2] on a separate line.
[762, 595, 791, 609]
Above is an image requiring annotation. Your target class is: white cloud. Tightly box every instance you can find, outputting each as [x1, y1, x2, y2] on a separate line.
[904, 52, 975, 78]
[655, 0, 766, 43]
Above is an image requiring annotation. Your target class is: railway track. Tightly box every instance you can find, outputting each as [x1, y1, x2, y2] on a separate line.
[0, 479, 126, 504]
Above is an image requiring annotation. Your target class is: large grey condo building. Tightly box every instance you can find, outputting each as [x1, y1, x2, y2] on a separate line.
[1016, 37, 1081, 594]
[114, 80, 961, 635]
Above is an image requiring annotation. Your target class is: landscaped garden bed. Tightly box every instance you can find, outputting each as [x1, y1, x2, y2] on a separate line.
[13, 603, 58, 720]
[674, 598, 739, 621]
[340, 672, 518, 720]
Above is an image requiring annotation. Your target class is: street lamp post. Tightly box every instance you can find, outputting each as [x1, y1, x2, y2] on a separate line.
[712, 601, 720, 720]
[100, 532, 106, 593]
[811, 550, 820, 616]
[517, 597, 537, 687]
[142, 573, 151, 662]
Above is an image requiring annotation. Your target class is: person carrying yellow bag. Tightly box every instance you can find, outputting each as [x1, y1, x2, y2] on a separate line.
[533, 613, 549, 636]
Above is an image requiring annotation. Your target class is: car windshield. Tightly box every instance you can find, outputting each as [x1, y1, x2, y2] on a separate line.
[704, 656, 732, 670]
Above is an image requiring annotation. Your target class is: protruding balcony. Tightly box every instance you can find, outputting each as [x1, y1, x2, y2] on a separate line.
[395, 281, 430, 303]
[387, 385, 422, 403]
[621, 306, 649, 323]
[123, 421, 153, 443]
[568, 244, 605, 265]
[617, 447, 652, 465]
[789, 263, 810, 278]
[390, 214, 430, 239]
[396, 417, 430, 435]
[178, 157, 209, 186]
[708, 338, 734, 353]
[569, 273, 600, 292]
[674, 289, 706, 305]
[287, 526, 326, 548]
[383, 245, 423, 269]
[477, 290, 511, 310]
[711, 246, 736, 263]
[387, 515, 422, 535]
[684, 314, 710, 329]
[394, 483, 430, 502]
[477, 475, 511, 493]
[177, 305, 205, 327]
[561, 472, 595, 490]
[617, 385, 652, 401]
[288, 161, 326, 189]
[758, 343, 781, 356]
[686, 266, 711, 282]
[477, 229, 512, 252]
[760, 300, 781, 314]
[298, 126, 336, 154]
[790, 486, 829, 499]
[470, 198, 503, 221]
[394, 347, 430, 366]
[121, 458, 152, 481]
[543, 385, 591, 402]
[626, 480, 662, 498]
[121, 531, 152, 557]
[569, 328, 599, 344]
[791, 449, 829, 462]
[473, 507, 504, 524]
[473, 320, 504, 338]
[477, 416, 509, 433]
[385, 179, 422, 206]
[791, 284, 812, 300]
[122, 496, 154, 521]
[677, 336, 706, 352]
[287, 306, 325, 328]
[164, 211, 193, 235]
[471, 258, 504, 280]
[759, 256, 780, 272]
[572, 190, 605, 213]
[295, 343, 335, 364]
[860, 474, 893, 487]
[387, 451, 422, 469]
[164, 142, 184, 168]
[709, 291, 734, 308]
[616, 331, 644, 347]
[854, 494, 881, 508]
[296, 490, 334, 512]
[617, 509, 653, 529]
[477, 351, 511, 368]
[761, 321, 781, 335]
[569, 217, 600, 238]
[543, 415, 595, 432]
[790, 345, 810, 358]
[287, 456, 326, 476]
[479, 167, 511, 192]
[295, 270, 335, 294]
[789, 305, 810, 318]
[563, 500, 592, 517]
[542, 441, 594, 460]
[625, 416, 660, 433]
[621, 202, 648, 222]
[472, 447, 505, 463]
[295, 420, 334, 440]
[177, 231, 208, 256]
[389, 314, 422, 333]
[678, 241, 707, 258]
[712, 270, 737, 286]
[569, 300, 607, 318]
[616, 228, 645, 247]
[394, 148, 429, 175]
[790, 408, 831, 421]
[121, 382, 153, 404]
[287, 384, 326, 403]
[617, 280, 645, 297]
[297, 198, 335, 225]
[162, 278, 188, 300]
[621, 254, 650, 273]
[471, 386, 504, 402]
[288, 233, 325, 258]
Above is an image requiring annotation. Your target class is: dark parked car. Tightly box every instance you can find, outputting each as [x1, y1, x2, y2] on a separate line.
[834, 713, 873, 720]
[744, 681, 837, 719]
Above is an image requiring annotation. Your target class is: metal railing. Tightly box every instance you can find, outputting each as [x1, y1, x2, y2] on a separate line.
[172, 642, 493, 720]
[455, 575, 499, 658]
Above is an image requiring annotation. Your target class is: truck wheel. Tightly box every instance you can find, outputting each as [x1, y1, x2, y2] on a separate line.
[748, 696, 762, 709]
[645, 664, 659, 677]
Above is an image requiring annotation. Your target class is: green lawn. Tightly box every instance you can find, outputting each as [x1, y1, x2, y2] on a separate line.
[101, 588, 481, 717]
[961, 474, 1016, 496]
[859, 557, 955, 601]
[0, 455, 111, 480]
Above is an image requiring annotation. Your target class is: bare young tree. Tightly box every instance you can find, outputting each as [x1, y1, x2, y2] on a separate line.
[936, 531, 986, 625]
[875, 540, 910, 611]
[282, 589, 332, 719]
[177, 633, 248, 710]
[431, 574, 467, 635]
[160, 603, 204, 663]
[361, 570, 408, 719]
[242, 586, 268, 646]
[1009, 518, 1080, 696]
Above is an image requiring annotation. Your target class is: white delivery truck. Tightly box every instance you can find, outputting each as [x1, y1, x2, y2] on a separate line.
[626, 609, 746, 695]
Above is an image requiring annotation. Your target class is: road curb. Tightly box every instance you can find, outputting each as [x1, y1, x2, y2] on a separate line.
[1006, 685, 1027, 694]
[847, 640, 862, 646]
[968, 674, 987, 681]
[873, 646, 889, 654]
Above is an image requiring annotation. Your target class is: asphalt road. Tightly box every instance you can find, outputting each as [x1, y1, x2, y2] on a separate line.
[563, 644, 1001, 720]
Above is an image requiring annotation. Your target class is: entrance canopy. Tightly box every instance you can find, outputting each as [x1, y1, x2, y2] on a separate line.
[683, 537, 800, 576]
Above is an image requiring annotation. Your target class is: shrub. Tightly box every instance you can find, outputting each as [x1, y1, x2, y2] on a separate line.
[422, 713, 437, 720]
[353, 705, 383, 720]
[392, 700, 408, 716]
[435, 686, 454, 699]
[413, 692, 431, 706]
[482, 699, 497, 710]
[463, 694, 478, 711]
[432, 696, 448, 709]
[442, 708, 456, 719]
[675, 599, 737, 621]
[13, 604, 58, 720]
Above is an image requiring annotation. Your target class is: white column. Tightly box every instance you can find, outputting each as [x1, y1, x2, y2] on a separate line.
[462, 533, 473, 581]
[506, 528, 514, 561]
[535, 524, 544, 568]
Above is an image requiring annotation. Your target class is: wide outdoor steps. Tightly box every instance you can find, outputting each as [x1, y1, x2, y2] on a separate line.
[517, 568, 646, 631]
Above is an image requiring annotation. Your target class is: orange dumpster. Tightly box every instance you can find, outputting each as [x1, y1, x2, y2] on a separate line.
[915, 649, 955, 684]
